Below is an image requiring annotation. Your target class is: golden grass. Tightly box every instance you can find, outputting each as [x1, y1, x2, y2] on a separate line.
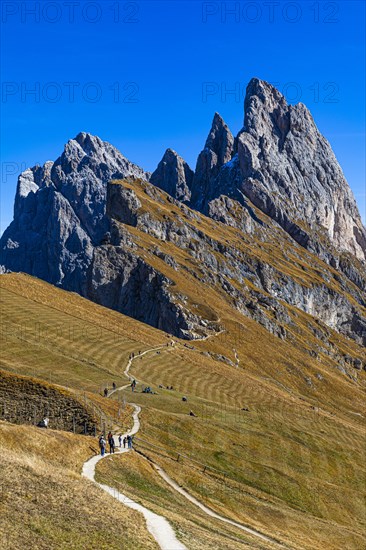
[96, 451, 275, 549]
[0, 422, 158, 549]
[0, 277, 163, 393]
[0, 263, 365, 550]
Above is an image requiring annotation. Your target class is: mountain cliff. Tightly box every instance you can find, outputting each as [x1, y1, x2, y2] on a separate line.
[1, 79, 365, 362]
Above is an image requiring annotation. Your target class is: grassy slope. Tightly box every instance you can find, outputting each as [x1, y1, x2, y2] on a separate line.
[96, 452, 277, 550]
[0, 258, 365, 548]
[0, 421, 158, 550]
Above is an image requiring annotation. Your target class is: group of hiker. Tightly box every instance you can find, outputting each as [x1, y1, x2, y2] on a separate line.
[103, 382, 118, 397]
[98, 432, 134, 456]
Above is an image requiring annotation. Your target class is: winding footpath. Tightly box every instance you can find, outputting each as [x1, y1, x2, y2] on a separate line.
[82, 402, 186, 550]
[108, 345, 167, 396]
[82, 345, 283, 549]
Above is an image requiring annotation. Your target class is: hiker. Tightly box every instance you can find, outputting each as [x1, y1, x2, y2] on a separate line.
[112, 382, 116, 390]
[99, 435, 106, 456]
[127, 435, 133, 449]
[118, 434, 122, 448]
[108, 432, 115, 454]
[38, 417, 49, 428]
[123, 436, 127, 448]
[131, 379, 136, 392]
[104, 387, 108, 397]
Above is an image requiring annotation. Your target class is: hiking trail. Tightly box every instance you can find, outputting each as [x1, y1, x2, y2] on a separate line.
[83, 343, 283, 549]
[82, 402, 186, 550]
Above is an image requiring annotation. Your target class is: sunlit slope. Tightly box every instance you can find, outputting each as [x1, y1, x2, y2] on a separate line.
[0, 421, 158, 550]
[0, 273, 164, 392]
[0, 272, 365, 549]
[111, 177, 366, 346]
[122, 345, 366, 549]
[96, 451, 277, 550]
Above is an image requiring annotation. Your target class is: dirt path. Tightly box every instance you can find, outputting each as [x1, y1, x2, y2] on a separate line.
[84, 342, 283, 548]
[146, 457, 281, 547]
[82, 403, 186, 550]
[108, 345, 167, 397]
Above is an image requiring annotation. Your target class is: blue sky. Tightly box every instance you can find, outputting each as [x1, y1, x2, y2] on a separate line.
[1, 0, 365, 232]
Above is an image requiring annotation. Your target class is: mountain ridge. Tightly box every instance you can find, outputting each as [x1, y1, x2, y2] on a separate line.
[1, 78, 365, 353]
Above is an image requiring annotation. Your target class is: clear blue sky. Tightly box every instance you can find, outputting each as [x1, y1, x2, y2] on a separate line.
[1, 0, 365, 233]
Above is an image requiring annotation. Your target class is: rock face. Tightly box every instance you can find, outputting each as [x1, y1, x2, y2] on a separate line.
[0, 132, 147, 291]
[190, 113, 234, 212]
[240, 79, 366, 260]
[192, 79, 366, 263]
[0, 79, 365, 347]
[150, 149, 194, 202]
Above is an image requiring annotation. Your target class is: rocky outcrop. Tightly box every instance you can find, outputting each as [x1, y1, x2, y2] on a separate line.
[0, 133, 146, 290]
[0, 370, 97, 434]
[150, 149, 194, 202]
[190, 113, 234, 212]
[86, 244, 212, 339]
[107, 181, 142, 227]
[191, 79, 365, 263]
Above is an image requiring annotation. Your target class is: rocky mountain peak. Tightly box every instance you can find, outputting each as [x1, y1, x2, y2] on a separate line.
[205, 112, 234, 165]
[190, 112, 234, 212]
[149, 148, 194, 203]
[236, 79, 366, 261]
[244, 78, 288, 120]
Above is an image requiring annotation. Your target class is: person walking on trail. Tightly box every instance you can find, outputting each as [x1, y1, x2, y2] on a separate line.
[112, 382, 116, 390]
[99, 435, 106, 456]
[131, 379, 136, 392]
[127, 435, 133, 449]
[104, 387, 108, 397]
[108, 432, 115, 454]
[118, 434, 122, 448]
[123, 436, 127, 448]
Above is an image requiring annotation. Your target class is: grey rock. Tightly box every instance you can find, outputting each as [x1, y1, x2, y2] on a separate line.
[107, 181, 141, 227]
[236, 78, 366, 262]
[150, 149, 194, 203]
[191, 113, 234, 211]
[0, 132, 147, 291]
